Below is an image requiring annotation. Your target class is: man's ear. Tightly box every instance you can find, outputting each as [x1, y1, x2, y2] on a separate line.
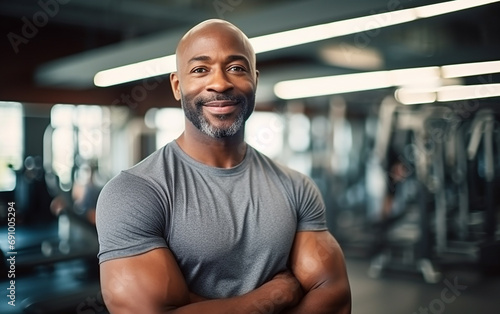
[255, 70, 259, 85]
[170, 72, 181, 101]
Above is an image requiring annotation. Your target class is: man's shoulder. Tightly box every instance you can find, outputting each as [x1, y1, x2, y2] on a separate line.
[102, 143, 177, 192]
[125, 142, 181, 177]
[97, 144, 178, 210]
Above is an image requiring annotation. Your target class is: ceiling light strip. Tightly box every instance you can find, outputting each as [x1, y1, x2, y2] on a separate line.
[274, 66, 441, 99]
[437, 83, 500, 102]
[94, 0, 500, 87]
[395, 83, 500, 104]
[94, 55, 176, 87]
[275, 60, 500, 100]
[441, 60, 500, 78]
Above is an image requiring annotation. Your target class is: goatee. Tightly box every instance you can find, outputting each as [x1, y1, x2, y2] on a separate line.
[181, 93, 254, 138]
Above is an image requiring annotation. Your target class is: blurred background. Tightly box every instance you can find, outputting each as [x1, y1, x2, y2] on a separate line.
[1, 0, 500, 313]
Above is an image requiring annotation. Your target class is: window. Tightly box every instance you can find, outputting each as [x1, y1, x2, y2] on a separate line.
[245, 111, 284, 159]
[50, 104, 109, 190]
[150, 108, 185, 149]
[0, 102, 23, 191]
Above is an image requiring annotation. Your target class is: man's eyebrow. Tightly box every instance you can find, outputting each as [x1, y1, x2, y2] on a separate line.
[226, 55, 250, 65]
[188, 55, 211, 64]
[187, 55, 250, 65]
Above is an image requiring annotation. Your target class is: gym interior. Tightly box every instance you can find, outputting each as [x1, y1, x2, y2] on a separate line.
[1, 0, 500, 313]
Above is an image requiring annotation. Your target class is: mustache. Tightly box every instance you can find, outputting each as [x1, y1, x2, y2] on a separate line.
[194, 94, 245, 106]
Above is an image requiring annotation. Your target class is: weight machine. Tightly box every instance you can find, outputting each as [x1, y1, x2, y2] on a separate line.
[368, 101, 500, 283]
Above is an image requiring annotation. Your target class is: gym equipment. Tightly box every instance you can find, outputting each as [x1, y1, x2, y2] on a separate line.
[368, 102, 500, 283]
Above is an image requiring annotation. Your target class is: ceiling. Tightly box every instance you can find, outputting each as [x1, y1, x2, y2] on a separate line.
[1, 0, 500, 115]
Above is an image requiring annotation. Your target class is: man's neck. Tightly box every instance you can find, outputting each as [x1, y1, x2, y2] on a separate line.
[176, 128, 247, 169]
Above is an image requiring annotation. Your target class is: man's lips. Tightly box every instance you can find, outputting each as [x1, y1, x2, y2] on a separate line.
[203, 100, 239, 114]
[203, 100, 238, 107]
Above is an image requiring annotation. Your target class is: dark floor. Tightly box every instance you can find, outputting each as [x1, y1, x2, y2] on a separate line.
[346, 257, 500, 314]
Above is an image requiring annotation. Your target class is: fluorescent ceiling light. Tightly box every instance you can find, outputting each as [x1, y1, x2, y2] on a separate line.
[319, 44, 384, 70]
[94, 0, 500, 87]
[274, 66, 440, 99]
[274, 71, 391, 99]
[94, 55, 176, 87]
[248, 10, 417, 54]
[414, 0, 498, 18]
[389, 67, 441, 86]
[395, 83, 500, 104]
[437, 83, 500, 102]
[250, 0, 500, 54]
[441, 60, 500, 78]
[275, 58, 500, 100]
[395, 88, 437, 105]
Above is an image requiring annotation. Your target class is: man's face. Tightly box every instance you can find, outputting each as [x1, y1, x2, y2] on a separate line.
[171, 24, 258, 138]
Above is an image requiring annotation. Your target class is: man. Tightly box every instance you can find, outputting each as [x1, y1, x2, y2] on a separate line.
[96, 19, 351, 313]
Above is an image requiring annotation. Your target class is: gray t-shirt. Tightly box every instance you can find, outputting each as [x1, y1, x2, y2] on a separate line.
[96, 141, 327, 298]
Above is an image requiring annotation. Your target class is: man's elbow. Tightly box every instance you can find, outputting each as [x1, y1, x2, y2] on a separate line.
[103, 292, 179, 314]
[321, 279, 352, 314]
[101, 288, 139, 314]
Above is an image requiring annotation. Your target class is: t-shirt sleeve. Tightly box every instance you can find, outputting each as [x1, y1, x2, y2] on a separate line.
[96, 171, 168, 264]
[295, 174, 328, 232]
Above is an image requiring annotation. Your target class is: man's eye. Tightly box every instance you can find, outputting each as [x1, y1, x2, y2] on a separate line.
[228, 66, 246, 72]
[192, 68, 207, 73]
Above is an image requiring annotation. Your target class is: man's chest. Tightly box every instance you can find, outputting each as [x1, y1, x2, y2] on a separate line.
[165, 174, 297, 266]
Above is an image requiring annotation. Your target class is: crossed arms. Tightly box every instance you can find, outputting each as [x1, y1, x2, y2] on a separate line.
[100, 230, 351, 313]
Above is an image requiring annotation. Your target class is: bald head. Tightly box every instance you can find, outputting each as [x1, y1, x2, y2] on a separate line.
[175, 19, 256, 73]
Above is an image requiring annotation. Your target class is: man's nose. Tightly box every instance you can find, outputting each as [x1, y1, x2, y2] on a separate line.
[206, 69, 234, 93]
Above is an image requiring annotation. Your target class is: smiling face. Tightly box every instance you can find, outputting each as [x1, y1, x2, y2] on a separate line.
[170, 20, 259, 139]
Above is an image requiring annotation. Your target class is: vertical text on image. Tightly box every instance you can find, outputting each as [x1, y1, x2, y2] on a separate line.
[6, 202, 17, 307]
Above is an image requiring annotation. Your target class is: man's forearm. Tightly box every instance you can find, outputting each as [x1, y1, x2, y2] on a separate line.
[167, 272, 303, 314]
[282, 281, 351, 314]
[169, 290, 285, 314]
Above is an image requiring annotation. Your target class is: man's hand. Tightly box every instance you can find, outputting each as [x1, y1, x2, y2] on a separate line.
[262, 271, 304, 309]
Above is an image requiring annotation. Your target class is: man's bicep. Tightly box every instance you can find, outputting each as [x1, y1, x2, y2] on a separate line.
[100, 248, 190, 313]
[289, 231, 351, 312]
